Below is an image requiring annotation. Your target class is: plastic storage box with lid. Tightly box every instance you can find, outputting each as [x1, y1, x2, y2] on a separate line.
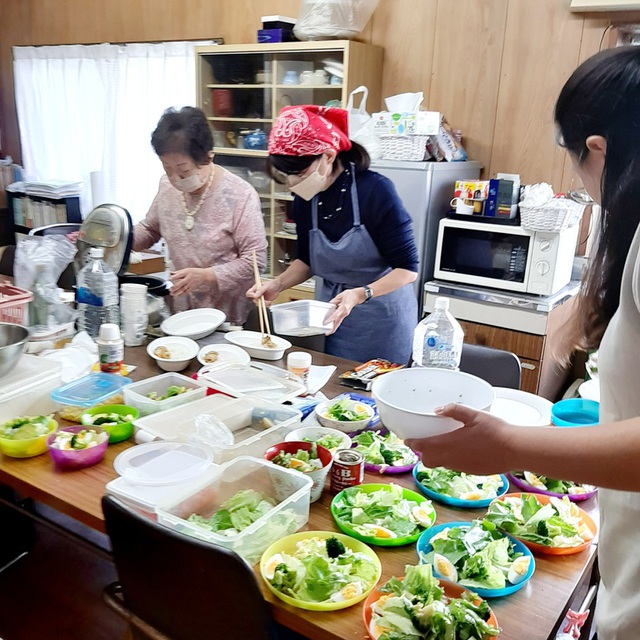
[123, 373, 207, 416]
[133, 393, 302, 464]
[270, 300, 335, 337]
[156, 456, 312, 563]
[50, 372, 132, 408]
[0, 354, 62, 418]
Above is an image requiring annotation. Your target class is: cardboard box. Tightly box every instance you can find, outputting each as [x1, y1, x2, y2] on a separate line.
[486, 179, 518, 219]
[372, 111, 440, 136]
[126, 252, 165, 275]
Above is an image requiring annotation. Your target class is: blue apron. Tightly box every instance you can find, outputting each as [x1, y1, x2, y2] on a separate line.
[309, 165, 417, 364]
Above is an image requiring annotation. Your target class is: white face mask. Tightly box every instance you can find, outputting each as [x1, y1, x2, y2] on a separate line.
[170, 171, 206, 193]
[288, 157, 331, 201]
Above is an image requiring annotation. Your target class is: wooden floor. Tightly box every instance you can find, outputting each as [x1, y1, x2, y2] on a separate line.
[0, 509, 127, 640]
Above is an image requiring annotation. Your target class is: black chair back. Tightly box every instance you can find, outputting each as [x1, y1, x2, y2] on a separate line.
[29, 223, 82, 236]
[459, 343, 522, 389]
[102, 495, 277, 640]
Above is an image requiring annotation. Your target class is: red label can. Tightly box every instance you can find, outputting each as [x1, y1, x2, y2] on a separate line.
[330, 449, 365, 493]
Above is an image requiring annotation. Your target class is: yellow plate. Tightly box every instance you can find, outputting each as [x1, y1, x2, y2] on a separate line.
[260, 530, 381, 611]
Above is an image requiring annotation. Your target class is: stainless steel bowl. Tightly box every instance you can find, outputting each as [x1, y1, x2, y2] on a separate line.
[0, 323, 29, 378]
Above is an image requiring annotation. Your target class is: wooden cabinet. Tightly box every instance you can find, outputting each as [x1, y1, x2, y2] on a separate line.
[458, 294, 577, 399]
[195, 40, 383, 295]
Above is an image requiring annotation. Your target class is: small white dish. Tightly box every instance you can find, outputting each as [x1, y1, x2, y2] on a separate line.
[160, 308, 226, 340]
[285, 426, 352, 454]
[489, 387, 553, 426]
[224, 330, 292, 361]
[196, 343, 251, 367]
[578, 378, 600, 403]
[314, 399, 374, 433]
[147, 336, 199, 372]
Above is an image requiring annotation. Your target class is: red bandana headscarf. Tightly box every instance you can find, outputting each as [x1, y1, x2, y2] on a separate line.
[268, 105, 352, 156]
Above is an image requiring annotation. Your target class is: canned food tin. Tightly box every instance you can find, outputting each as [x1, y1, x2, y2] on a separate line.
[330, 449, 365, 493]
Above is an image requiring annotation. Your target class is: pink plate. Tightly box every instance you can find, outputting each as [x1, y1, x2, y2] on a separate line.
[507, 473, 597, 502]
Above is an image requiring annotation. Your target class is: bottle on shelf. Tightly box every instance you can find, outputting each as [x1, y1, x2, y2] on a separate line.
[412, 296, 464, 370]
[76, 247, 120, 339]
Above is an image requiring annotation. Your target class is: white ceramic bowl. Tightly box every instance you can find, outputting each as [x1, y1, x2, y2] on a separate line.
[160, 308, 226, 340]
[314, 399, 374, 433]
[196, 343, 251, 367]
[146, 336, 199, 372]
[224, 330, 291, 361]
[372, 368, 495, 439]
[285, 426, 352, 453]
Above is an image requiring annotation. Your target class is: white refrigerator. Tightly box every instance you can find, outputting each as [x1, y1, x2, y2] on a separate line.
[371, 159, 482, 316]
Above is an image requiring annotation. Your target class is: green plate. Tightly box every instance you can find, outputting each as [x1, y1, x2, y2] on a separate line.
[260, 531, 381, 611]
[80, 404, 138, 444]
[331, 483, 436, 547]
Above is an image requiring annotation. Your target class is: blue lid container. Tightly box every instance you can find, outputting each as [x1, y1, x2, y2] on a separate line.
[551, 398, 600, 427]
[51, 373, 132, 407]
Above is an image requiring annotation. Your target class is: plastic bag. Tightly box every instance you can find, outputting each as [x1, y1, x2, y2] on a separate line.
[294, 0, 380, 41]
[191, 413, 235, 446]
[347, 85, 383, 160]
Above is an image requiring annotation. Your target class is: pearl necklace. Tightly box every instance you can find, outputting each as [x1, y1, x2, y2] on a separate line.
[318, 168, 350, 221]
[181, 165, 215, 230]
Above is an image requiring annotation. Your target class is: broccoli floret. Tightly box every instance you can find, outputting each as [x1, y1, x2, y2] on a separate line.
[270, 563, 297, 595]
[380, 443, 402, 466]
[326, 536, 346, 559]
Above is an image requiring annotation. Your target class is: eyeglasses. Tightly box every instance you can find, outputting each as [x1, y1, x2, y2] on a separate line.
[273, 157, 322, 186]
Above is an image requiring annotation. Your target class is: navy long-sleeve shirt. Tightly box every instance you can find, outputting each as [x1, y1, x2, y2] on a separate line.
[291, 168, 419, 273]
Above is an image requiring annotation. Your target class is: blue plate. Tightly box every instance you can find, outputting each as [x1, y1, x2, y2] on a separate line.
[413, 465, 509, 508]
[416, 521, 535, 599]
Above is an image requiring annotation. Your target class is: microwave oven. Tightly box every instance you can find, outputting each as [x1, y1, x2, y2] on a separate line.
[433, 218, 579, 295]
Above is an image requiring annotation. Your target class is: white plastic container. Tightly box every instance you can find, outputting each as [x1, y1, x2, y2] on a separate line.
[156, 456, 312, 563]
[123, 372, 207, 416]
[134, 393, 302, 464]
[270, 300, 335, 337]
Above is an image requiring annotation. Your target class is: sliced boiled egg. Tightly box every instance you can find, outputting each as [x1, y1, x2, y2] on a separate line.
[411, 503, 434, 527]
[429, 527, 451, 544]
[524, 471, 546, 490]
[507, 556, 531, 584]
[353, 403, 370, 416]
[330, 581, 363, 602]
[568, 485, 587, 495]
[288, 458, 306, 470]
[369, 616, 390, 640]
[579, 523, 595, 542]
[263, 553, 284, 580]
[359, 523, 398, 539]
[459, 490, 484, 501]
[433, 553, 458, 582]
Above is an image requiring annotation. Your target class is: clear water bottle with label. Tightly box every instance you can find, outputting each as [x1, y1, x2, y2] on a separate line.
[76, 247, 120, 339]
[412, 296, 464, 369]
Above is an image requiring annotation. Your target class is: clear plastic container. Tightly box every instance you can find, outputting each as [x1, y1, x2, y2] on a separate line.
[134, 393, 302, 464]
[123, 373, 208, 416]
[270, 300, 335, 337]
[50, 372, 133, 407]
[156, 456, 312, 563]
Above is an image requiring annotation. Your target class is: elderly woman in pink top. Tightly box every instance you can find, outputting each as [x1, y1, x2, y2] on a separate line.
[133, 107, 267, 325]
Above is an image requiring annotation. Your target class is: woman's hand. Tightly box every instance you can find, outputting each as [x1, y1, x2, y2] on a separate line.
[325, 288, 365, 334]
[169, 267, 216, 296]
[246, 279, 281, 307]
[406, 403, 514, 474]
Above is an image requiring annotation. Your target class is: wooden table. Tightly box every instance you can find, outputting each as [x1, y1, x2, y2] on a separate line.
[0, 337, 598, 640]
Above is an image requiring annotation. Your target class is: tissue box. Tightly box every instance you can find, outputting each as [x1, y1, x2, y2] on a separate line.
[372, 111, 440, 136]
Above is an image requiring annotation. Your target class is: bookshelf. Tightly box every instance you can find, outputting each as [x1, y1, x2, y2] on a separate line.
[7, 192, 82, 239]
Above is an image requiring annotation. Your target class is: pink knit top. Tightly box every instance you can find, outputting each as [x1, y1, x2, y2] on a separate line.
[133, 166, 267, 325]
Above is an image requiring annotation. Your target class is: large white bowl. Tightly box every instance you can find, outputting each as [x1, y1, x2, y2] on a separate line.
[224, 330, 291, 361]
[146, 336, 199, 372]
[372, 368, 495, 439]
[314, 398, 374, 433]
[160, 308, 226, 340]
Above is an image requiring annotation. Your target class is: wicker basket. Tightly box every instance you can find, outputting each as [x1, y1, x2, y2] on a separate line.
[379, 135, 429, 161]
[519, 198, 585, 233]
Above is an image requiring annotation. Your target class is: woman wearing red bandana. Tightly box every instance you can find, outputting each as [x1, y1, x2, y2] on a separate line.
[247, 105, 419, 364]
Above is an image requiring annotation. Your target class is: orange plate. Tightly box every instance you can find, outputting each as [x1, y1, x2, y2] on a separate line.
[362, 578, 499, 639]
[489, 492, 597, 556]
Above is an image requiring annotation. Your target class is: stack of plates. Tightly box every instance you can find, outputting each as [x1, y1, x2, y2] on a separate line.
[323, 58, 344, 79]
[489, 388, 553, 426]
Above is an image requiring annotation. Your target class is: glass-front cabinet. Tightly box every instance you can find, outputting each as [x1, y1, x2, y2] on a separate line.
[196, 41, 383, 300]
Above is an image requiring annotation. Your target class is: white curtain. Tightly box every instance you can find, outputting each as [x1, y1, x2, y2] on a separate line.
[13, 40, 214, 222]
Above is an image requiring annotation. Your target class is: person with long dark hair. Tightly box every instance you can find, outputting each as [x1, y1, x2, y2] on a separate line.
[247, 105, 419, 364]
[406, 46, 640, 640]
[134, 107, 267, 324]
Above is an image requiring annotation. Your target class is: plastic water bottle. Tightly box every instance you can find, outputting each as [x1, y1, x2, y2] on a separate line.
[76, 247, 120, 339]
[412, 297, 464, 369]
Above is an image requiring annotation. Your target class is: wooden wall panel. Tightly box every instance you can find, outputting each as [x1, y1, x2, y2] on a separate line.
[428, 0, 508, 175]
[489, 0, 585, 185]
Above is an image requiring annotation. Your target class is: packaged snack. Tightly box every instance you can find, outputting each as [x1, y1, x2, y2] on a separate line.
[338, 359, 405, 391]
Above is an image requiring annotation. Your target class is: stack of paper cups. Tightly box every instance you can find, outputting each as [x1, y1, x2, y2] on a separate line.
[120, 283, 148, 347]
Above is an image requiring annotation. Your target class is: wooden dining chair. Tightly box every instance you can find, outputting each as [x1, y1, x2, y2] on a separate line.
[459, 343, 522, 390]
[102, 495, 299, 640]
